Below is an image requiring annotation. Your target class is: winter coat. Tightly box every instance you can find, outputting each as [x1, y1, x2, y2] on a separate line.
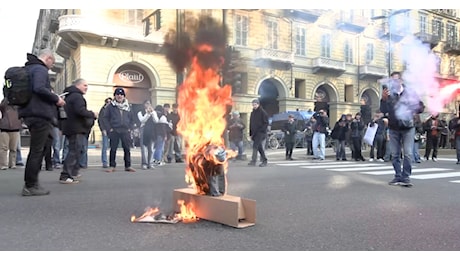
[249, 106, 269, 138]
[18, 53, 60, 125]
[282, 121, 297, 144]
[61, 85, 95, 136]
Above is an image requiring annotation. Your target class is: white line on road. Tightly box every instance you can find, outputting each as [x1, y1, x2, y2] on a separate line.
[328, 165, 395, 171]
[410, 172, 460, 180]
[301, 163, 386, 169]
[360, 168, 450, 175]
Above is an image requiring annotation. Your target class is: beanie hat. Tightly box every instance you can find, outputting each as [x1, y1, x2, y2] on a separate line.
[251, 98, 260, 104]
[114, 87, 125, 96]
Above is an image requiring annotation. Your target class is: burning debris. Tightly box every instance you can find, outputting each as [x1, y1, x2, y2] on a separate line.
[131, 200, 198, 224]
[164, 14, 236, 196]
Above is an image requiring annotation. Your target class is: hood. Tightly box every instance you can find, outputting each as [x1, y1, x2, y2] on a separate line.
[64, 85, 82, 95]
[24, 53, 46, 67]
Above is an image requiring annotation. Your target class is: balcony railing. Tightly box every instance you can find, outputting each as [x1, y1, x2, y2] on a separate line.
[312, 57, 346, 74]
[335, 11, 368, 33]
[58, 15, 164, 44]
[359, 65, 387, 79]
[414, 31, 440, 49]
[254, 48, 294, 64]
[444, 41, 460, 55]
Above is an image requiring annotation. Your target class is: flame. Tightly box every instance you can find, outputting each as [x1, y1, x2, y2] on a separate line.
[175, 199, 198, 223]
[176, 42, 236, 195]
[130, 207, 159, 222]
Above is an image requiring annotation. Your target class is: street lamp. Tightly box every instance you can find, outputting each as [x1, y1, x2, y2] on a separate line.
[371, 9, 411, 77]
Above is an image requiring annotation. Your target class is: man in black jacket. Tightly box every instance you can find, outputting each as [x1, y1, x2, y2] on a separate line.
[19, 49, 66, 196]
[380, 71, 424, 187]
[98, 97, 112, 168]
[248, 98, 269, 167]
[58, 79, 98, 184]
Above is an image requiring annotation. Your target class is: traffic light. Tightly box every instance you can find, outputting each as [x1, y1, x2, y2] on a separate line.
[221, 45, 240, 88]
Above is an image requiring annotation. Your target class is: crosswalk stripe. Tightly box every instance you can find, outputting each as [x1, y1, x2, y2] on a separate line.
[329, 165, 395, 171]
[277, 162, 355, 167]
[410, 172, 460, 180]
[449, 180, 460, 183]
[301, 163, 386, 169]
[360, 168, 450, 175]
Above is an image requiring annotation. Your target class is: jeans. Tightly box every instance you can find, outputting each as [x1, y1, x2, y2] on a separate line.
[456, 136, 460, 162]
[389, 127, 415, 181]
[229, 139, 244, 158]
[167, 135, 183, 161]
[61, 136, 68, 162]
[312, 132, 325, 159]
[23, 118, 53, 188]
[250, 133, 267, 163]
[413, 141, 421, 162]
[154, 135, 166, 161]
[60, 134, 86, 179]
[108, 130, 132, 168]
[335, 139, 346, 159]
[51, 127, 61, 165]
[139, 127, 154, 167]
[80, 137, 88, 167]
[16, 137, 23, 164]
[101, 134, 109, 167]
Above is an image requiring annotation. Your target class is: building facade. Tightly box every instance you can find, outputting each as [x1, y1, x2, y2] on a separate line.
[31, 9, 460, 144]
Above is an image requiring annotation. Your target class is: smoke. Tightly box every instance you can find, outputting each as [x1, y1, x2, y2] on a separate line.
[388, 13, 440, 119]
[163, 14, 228, 73]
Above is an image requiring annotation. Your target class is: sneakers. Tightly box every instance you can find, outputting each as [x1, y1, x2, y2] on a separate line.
[247, 161, 256, 166]
[377, 159, 385, 162]
[259, 161, 268, 167]
[22, 185, 50, 196]
[106, 167, 116, 173]
[59, 178, 80, 184]
[388, 178, 402, 186]
[0, 166, 7, 170]
[141, 165, 148, 170]
[369, 158, 374, 162]
[432, 157, 438, 162]
[125, 167, 136, 172]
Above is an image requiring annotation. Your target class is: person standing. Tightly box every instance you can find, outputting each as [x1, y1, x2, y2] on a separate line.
[153, 105, 172, 166]
[304, 117, 314, 156]
[162, 103, 172, 163]
[439, 115, 449, 149]
[167, 103, 184, 163]
[312, 110, 329, 160]
[227, 111, 246, 161]
[0, 98, 22, 170]
[137, 100, 158, 169]
[332, 114, 348, 161]
[58, 79, 98, 183]
[380, 71, 424, 187]
[103, 87, 136, 173]
[350, 112, 365, 161]
[413, 114, 424, 164]
[423, 113, 441, 162]
[282, 114, 297, 160]
[448, 113, 460, 164]
[98, 97, 112, 168]
[19, 49, 66, 196]
[368, 111, 386, 162]
[248, 98, 269, 167]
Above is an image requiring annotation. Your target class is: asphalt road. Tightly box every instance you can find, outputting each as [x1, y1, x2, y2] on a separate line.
[1, 147, 460, 252]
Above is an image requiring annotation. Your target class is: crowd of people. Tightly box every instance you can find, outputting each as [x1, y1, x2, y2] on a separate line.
[3, 49, 460, 195]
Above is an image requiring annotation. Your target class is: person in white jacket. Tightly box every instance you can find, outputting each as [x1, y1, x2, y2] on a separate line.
[137, 100, 159, 169]
[153, 105, 172, 166]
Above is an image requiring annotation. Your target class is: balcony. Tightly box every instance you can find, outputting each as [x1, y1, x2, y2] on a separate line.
[312, 57, 346, 74]
[335, 12, 368, 33]
[378, 23, 405, 42]
[414, 31, 440, 49]
[254, 48, 294, 64]
[57, 15, 164, 54]
[444, 41, 460, 55]
[284, 9, 323, 23]
[359, 65, 387, 79]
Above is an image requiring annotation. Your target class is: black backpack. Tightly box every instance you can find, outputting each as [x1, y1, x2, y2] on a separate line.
[3, 66, 32, 107]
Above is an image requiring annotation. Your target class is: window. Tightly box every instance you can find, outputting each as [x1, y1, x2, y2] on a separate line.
[143, 10, 161, 36]
[447, 22, 457, 44]
[295, 26, 306, 56]
[449, 58, 456, 76]
[419, 13, 427, 33]
[432, 18, 444, 41]
[267, 20, 278, 49]
[365, 43, 374, 64]
[344, 39, 353, 63]
[321, 34, 331, 58]
[127, 9, 144, 26]
[235, 15, 248, 46]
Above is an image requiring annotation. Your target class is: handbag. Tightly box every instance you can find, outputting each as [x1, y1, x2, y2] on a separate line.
[363, 123, 378, 146]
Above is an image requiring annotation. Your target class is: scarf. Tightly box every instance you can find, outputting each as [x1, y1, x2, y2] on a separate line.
[112, 99, 130, 112]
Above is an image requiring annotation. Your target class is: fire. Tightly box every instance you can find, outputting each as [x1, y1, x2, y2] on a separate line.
[175, 199, 198, 223]
[130, 207, 159, 222]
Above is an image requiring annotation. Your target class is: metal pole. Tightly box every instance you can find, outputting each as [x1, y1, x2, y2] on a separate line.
[388, 17, 392, 77]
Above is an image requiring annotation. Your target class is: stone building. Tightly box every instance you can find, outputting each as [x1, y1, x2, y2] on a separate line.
[31, 9, 460, 144]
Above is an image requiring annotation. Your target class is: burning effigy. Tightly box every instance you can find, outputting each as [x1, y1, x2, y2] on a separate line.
[132, 14, 241, 225]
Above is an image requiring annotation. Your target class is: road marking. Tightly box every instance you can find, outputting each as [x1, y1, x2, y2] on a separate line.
[449, 180, 460, 183]
[301, 163, 386, 169]
[276, 161, 355, 166]
[328, 165, 395, 171]
[410, 172, 460, 180]
[360, 168, 450, 175]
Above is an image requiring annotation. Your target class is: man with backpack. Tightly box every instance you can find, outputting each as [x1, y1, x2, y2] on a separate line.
[17, 49, 66, 196]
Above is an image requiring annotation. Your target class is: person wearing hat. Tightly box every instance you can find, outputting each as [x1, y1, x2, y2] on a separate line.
[227, 110, 246, 160]
[102, 87, 136, 172]
[350, 112, 365, 161]
[98, 97, 113, 168]
[248, 98, 269, 167]
[282, 114, 297, 160]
